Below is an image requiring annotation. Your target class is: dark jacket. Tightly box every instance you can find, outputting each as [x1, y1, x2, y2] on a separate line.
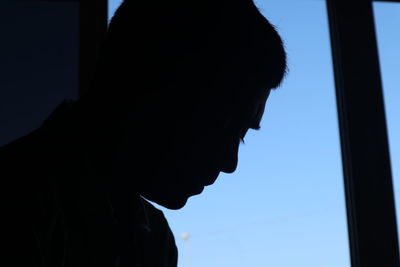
[2, 102, 177, 267]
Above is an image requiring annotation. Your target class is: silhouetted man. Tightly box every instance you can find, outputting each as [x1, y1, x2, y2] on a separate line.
[2, 0, 286, 266]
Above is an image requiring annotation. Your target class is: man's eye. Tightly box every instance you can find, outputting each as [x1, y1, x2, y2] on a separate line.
[240, 136, 246, 144]
[240, 128, 249, 144]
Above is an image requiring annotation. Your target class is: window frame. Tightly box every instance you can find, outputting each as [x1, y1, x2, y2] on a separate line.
[327, 0, 400, 266]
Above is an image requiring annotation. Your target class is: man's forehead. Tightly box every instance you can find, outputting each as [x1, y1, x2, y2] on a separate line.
[190, 87, 271, 127]
[225, 87, 270, 127]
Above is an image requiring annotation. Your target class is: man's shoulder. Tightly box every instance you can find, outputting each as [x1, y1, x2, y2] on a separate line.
[1, 127, 45, 171]
[1, 127, 59, 232]
[1, 130, 59, 267]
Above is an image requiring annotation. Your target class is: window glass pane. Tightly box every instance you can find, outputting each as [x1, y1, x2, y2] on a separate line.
[373, 1, 400, 245]
[107, 0, 350, 266]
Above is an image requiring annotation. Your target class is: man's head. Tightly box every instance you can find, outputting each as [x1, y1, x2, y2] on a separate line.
[81, 0, 287, 209]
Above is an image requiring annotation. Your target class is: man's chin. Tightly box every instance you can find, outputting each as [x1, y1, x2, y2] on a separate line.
[141, 184, 206, 209]
[159, 198, 188, 210]
[142, 193, 189, 210]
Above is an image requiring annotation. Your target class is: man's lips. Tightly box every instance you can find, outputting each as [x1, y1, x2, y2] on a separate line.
[186, 170, 221, 196]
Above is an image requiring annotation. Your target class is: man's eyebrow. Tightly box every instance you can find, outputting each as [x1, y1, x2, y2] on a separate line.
[248, 103, 264, 130]
[248, 88, 270, 131]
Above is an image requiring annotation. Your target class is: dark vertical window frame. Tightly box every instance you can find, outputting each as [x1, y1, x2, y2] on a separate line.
[78, 0, 108, 96]
[326, 0, 400, 266]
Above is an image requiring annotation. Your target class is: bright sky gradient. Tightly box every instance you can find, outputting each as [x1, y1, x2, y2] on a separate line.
[108, 1, 399, 266]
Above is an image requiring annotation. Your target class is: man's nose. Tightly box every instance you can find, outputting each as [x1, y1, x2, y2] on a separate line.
[220, 139, 239, 174]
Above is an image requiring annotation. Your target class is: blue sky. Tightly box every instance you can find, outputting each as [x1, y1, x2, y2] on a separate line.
[109, 1, 399, 266]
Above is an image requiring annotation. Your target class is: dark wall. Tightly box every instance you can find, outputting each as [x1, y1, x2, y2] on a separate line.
[0, 1, 79, 146]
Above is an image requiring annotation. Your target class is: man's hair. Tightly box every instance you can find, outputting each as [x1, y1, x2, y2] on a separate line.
[81, 0, 287, 116]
